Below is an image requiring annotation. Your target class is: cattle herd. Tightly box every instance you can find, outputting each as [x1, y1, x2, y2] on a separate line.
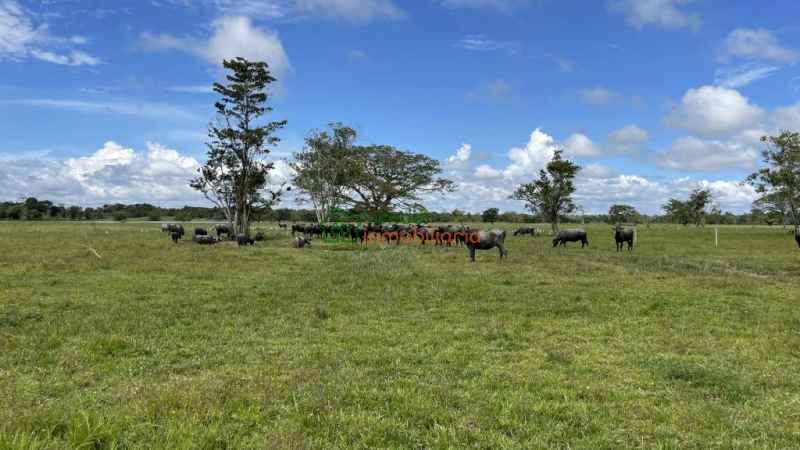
[161, 221, 800, 261]
[160, 221, 649, 262]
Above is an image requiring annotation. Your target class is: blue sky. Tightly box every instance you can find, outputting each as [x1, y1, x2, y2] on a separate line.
[2, 0, 800, 213]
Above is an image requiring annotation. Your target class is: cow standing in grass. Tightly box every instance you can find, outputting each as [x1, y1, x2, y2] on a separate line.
[614, 224, 635, 252]
[294, 236, 312, 248]
[215, 225, 233, 240]
[466, 229, 507, 262]
[795, 226, 800, 248]
[553, 229, 588, 248]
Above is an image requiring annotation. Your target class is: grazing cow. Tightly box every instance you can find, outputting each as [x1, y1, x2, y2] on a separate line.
[170, 231, 182, 243]
[614, 224, 635, 252]
[513, 226, 536, 237]
[795, 226, 800, 248]
[254, 231, 266, 242]
[215, 224, 233, 240]
[163, 223, 183, 234]
[237, 234, 255, 246]
[466, 229, 508, 262]
[294, 236, 312, 248]
[278, 223, 288, 230]
[193, 235, 217, 245]
[194, 227, 208, 236]
[553, 229, 589, 248]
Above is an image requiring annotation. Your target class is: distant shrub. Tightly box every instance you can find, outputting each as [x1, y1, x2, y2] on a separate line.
[147, 213, 161, 221]
[113, 212, 127, 222]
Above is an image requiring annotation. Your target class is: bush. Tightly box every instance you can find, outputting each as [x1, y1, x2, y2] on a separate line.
[112, 212, 127, 222]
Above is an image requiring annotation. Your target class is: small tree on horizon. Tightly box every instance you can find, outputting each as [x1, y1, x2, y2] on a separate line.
[482, 207, 499, 223]
[608, 204, 639, 224]
[511, 150, 580, 233]
[190, 57, 287, 236]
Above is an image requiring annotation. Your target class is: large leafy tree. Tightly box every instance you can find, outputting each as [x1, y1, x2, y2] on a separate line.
[293, 123, 358, 224]
[663, 188, 712, 226]
[482, 207, 499, 223]
[608, 204, 639, 224]
[190, 57, 287, 235]
[342, 145, 455, 214]
[745, 131, 800, 226]
[512, 150, 580, 233]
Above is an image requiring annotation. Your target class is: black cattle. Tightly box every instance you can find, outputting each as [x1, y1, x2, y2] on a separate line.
[215, 224, 233, 239]
[294, 236, 312, 248]
[237, 234, 255, 246]
[614, 225, 635, 252]
[163, 223, 183, 234]
[254, 231, 266, 242]
[170, 231, 182, 243]
[278, 223, 288, 230]
[466, 229, 507, 262]
[513, 226, 536, 236]
[193, 235, 217, 245]
[553, 229, 589, 248]
[194, 227, 208, 236]
[795, 226, 800, 248]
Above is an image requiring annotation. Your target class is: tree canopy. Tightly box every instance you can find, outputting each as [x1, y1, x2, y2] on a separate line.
[662, 188, 712, 226]
[190, 57, 287, 235]
[745, 131, 800, 226]
[511, 150, 580, 233]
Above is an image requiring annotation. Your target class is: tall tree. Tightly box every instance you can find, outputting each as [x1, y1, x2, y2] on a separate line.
[512, 150, 580, 233]
[608, 204, 639, 224]
[745, 131, 800, 226]
[342, 145, 455, 214]
[293, 123, 357, 224]
[662, 188, 712, 226]
[190, 57, 287, 235]
[482, 207, 499, 223]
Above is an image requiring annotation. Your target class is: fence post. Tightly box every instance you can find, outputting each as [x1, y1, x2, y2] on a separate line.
[714, 227, 718, 248]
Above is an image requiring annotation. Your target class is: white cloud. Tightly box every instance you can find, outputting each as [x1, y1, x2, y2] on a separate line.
[657, 135, 759, 171]
[293, 0, 403, 22]
[168, 85, 214, 94]
[473, 164, 502, 179]
[772, 103, 800, 131]
[664, 85, 763, 138]
[446, 143, 472, 167]
[347, 48, 368, 62]
[607, 124, 648, 153]
[140, 16, 291, 81]
[719, 28, 798, 63]
[0, 0, 100, 66]
[502, 128, 559, 179]
[178, 0, 403, 22]
[441, 0, 529, 12]
[0, 141, 203, 205]
[14, 99, 201, 121]
[563, 133, 601, 157]
[714, 64, 780, 88]
[609, 0, 701, 31]
[455, 35, 519, 54]
[467, 79, 513, 103]
[579, 87, 640, 106]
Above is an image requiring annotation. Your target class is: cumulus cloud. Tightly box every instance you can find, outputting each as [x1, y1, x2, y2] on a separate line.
[473, 164, 502, 179]
[607, 124, 648, 153]
[609, 0, 701, 31]
[140, 16, 291, 82]
[663, 85, 763, 138]
[0, 0, 100, 66]
[657, 135, 759, 171]
[502, 128, 559, 179]
[0, 141, 204, 205]
[719, 28, 798, 63]
[563, 133, 601, 157]
[446, 144, 472, 168]
[772, 103, 800, 131]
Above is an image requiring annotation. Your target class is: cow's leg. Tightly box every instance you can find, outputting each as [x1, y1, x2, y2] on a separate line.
[498, 243, 507, 259]
[469, 247, 476, 262]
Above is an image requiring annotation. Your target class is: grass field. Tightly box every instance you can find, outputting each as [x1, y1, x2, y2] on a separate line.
[1, 221, 799, 449]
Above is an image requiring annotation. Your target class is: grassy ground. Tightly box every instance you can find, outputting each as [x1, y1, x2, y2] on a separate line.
[1, 221, 799, 449]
